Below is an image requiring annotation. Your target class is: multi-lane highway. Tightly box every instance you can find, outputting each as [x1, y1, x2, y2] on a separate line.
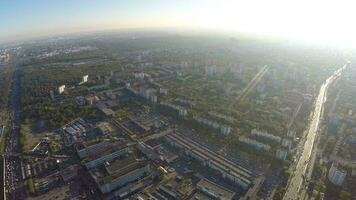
[4, 68, 27, 200]
[283, 64, 347, 200]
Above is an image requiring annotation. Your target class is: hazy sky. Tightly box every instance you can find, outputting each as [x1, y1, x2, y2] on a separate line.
[1, 0, 356, 46]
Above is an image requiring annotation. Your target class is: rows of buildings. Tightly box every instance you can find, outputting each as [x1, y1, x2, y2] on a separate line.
[193, 116, 231, 136]
[165, 131, 256, 189]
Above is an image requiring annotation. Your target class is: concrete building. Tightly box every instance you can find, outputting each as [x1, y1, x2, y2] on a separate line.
[76, 141, 122, 159]
[328, 162, 346, 186]
[196, 178, 235, 200]
[137, 141, 178, 164]
[89, 154, 151, 194]
[281, 138, 292, 150]
[58, 85, 65, 94]
[238, 137, 271, 151]
[251, 129, 281, 143]
[276, 149, 288, 160]
[159, 88, 168, 95]
[81, 75, 89, 84]
[287, 130, 296, 139]
[85, 146, 129, 169]
[160, 102, 188, 117]
[61, 118, 92, 146]
[166, 132, 255, 189]
[150, 95, 157, 103]
[134, 72, 145, 79]
[193, 116, 231, 136]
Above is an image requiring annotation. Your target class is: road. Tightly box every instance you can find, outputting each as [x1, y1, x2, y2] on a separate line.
[283, 64, 347, 200]
[4, 69, 27, 200]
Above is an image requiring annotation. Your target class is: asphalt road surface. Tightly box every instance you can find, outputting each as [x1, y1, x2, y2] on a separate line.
[283, 65, 347, 200]
[5, 69, 27, 200]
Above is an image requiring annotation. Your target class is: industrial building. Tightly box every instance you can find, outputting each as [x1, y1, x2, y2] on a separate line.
[138, 141, 178, 164]
[61, 118, 92, 146]
[194, 178, 235, 200]
[84, 145, 129, 169]
[89, 153, 151, 194]
[75, 140, 123, 159]
[165, 132, 255, 189]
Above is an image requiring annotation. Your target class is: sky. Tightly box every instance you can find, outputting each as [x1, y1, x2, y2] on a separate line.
[1, 0, 356, 47]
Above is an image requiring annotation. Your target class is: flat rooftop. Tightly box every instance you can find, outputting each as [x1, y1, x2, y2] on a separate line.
[166, 132, 253, 186]
[84, 143, 127, 162]
[90, 154, 147, 184]
[197, 178, 235, 200]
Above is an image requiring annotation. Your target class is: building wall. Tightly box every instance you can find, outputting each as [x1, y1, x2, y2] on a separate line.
[99, 164, 150, 194]
[85, 148, 129, 169]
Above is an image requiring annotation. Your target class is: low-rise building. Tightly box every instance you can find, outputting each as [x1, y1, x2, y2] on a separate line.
[61, 118, 92, 146]
[166, 132, 255, 189]
[195, 178, 235, 200]
[89, 153, 151, 194]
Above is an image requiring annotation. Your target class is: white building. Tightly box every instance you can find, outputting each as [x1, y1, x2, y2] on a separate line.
[220, 126, 231, 136]
[179, 109, 187, 117]
[82, 75, 88, 83]
[193, 116, 231, 136]
[134, 72, 145, 79]
[251, 129, 281, 143]
[238, 137, 271, 151]
[328, 162, 346, 186]
[58, 85, 66, 94]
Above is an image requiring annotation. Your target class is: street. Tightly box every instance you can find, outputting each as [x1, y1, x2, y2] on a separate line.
[283, 64, 347, 200]
[4, 69, 27, 200]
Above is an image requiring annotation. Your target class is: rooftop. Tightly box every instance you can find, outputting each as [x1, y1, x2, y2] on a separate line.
[90, 154, 148, 184]
[196, 178, 235, 200]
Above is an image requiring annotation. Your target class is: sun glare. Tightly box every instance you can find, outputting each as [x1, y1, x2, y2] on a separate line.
[189, 0, 356, 46]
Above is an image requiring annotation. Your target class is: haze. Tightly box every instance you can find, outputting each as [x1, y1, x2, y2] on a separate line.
[1, 0, 356, 47]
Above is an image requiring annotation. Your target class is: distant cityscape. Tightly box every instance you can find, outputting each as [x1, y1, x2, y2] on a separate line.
[0, 32, 355, 200]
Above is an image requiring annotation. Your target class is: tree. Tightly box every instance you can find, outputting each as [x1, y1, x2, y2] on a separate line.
[339, 190, 352, 200]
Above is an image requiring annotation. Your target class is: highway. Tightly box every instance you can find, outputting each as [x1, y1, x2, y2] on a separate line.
[283, 64, 347, 200]
[4, 69, 27, 200]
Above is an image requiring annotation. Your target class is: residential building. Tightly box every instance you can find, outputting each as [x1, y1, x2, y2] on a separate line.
[328, 162, 346, 186]
[58, 85, 65, 94]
